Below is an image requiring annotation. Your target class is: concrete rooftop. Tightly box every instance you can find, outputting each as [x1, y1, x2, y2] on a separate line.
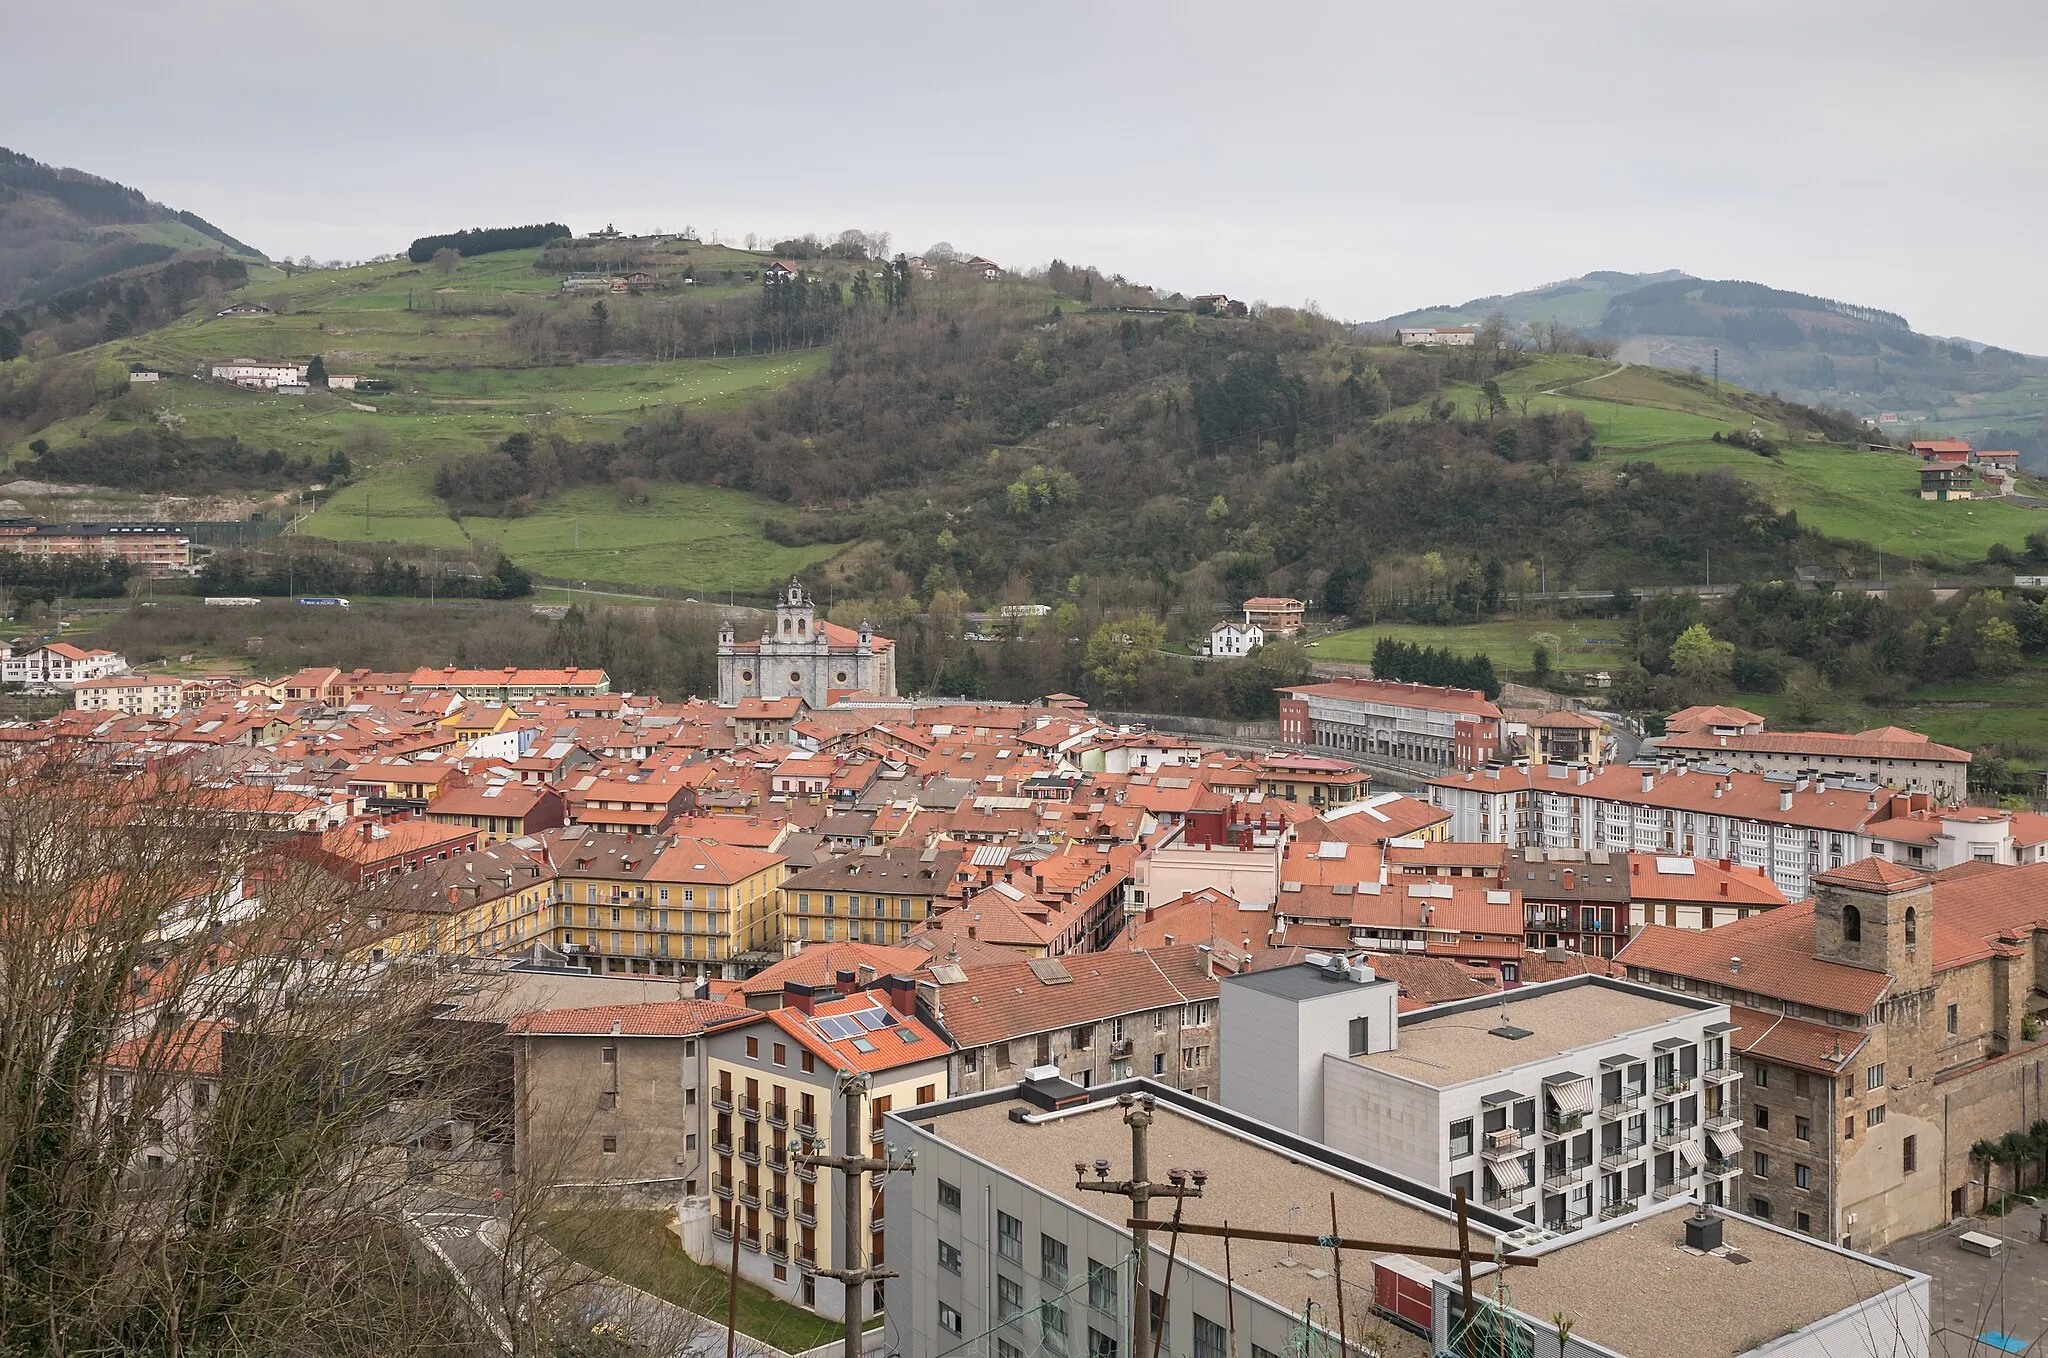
[1353, 983, 1706, 1088]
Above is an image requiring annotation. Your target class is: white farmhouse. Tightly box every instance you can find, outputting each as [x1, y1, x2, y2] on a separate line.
[1208, 619, 1265, 657]
[209, 358, 308, 390]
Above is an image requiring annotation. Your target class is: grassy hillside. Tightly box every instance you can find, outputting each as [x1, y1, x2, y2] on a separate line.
[1399, 353, 2048, 565]
[1381, 270, 2048, 457]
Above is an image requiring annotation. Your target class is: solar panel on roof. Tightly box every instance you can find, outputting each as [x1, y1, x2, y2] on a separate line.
[814, 1015, 859, 1040]
[855, 1008, 888, 1032]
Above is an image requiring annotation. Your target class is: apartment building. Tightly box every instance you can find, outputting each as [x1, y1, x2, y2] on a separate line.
[1653, 715, 1970, 799]
[73, 674, 182, 715]
[403, 665, 612, 699]
[544, 828, 789, 973]
[425, 782, 568, 844]
[508, 998, 748, 1193]
[1277, 677, 1502, 770]
[0, 521, 191, 574]
[1430, 762, 1885, 901]
[779, 842, 963, 948]
[1620, 856, 2048, 1251]
[701, 977, 949, 1320]
[1221, 963, 1743, 1230]
[885, 1075, 1928, 1358]
[4, 642, 128, 687]
[924, 944, 1224, 1097]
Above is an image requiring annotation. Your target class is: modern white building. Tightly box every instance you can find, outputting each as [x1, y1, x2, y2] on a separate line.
[4, 642, 128, 688]
[1222, 965, 1745, 1232]
[208, 359, 308, 389]
[74, 674, 183, 715]
[886, 1073, 1930, 1358]
[1205, 620, 1264, 657]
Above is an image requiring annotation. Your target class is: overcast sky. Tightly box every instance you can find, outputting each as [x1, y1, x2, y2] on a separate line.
[8, 1, 2045, 349]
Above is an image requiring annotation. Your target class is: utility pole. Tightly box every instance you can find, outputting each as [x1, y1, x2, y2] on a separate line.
[1074, 1093, 1206, 1358]
[795, 1070, 913, 1358]
[1712, 348, 1720, 393]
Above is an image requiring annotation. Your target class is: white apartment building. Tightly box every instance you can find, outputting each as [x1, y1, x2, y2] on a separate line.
[887, 1073, 1929, 1358]
[4, 643, 128, 688]
[1397, 326, 1477, 347]
[74, 675, 183, 716]
[1222, 965, 1744, 1231]
[209, 359, 308, 389]
[1429, 762, 1884, 901]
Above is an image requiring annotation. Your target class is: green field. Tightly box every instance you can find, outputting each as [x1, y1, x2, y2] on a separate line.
[540, 1209, 843, 1352]
[304, 464, 839, 590]
[1313, 620, 1627, 673]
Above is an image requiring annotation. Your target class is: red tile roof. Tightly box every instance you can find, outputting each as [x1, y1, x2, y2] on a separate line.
[1725, 1004, 1864, 1074]
[1813, 858, 1925, 891]
[924, 945, 1220, 1047]
[510, 999, 750, 1036]
[1618, 906, 1892, 1016]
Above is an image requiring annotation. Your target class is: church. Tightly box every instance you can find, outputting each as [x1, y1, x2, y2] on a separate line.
[716, 579, 897, 708]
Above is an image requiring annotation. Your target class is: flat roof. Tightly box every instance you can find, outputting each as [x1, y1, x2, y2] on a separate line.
[1497, 1209, 1918, 1358]
[911, 1084, 1515, 1330]
[1223, 960, 1393, 1003]
[1354, 980, 1709, 1087]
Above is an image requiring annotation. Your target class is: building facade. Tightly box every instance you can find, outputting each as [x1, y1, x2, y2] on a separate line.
[717, 580, 897, 708]
[1278, 677, 1502, 770]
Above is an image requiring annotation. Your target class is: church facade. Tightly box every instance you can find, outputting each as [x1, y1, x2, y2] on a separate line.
[716, 579, 897, 708]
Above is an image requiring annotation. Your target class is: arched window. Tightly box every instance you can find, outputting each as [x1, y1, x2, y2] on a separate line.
[1843, 903, 1862, 943]
[1904, 906, 1917, 946]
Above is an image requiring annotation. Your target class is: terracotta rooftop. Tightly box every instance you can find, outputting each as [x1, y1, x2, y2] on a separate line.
[926, 944, 1220, 1047]
[510, 999, 750, 1036]
[1618, 906, 1892, 1016]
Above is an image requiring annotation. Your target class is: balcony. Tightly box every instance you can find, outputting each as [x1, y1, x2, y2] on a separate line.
[1544, 1214, 1590, 1235]
[711, 1090, 734, 1113]
[711, 1175, 734, 1199]
[1599, 1197, 1640, 1221]
[712, 1139, 734, 1159]
[767, 1238, 789, 1262]
[767, 1103, 788, 1127]
[1705, 1156, 1741, 1179]
[742, 1231, 763, 1254]
[795, 1115, 818, 1139]
[1481, 1129, 1522, 1158]
[1653, 1180, 1691, 1201]
[1653, 1077, 1693, 1099]
[1545, 1112, 1585, 1137]
[795, 1160, 817, 1183]
[797, 1249, 817, 1272]
[1600, 1089, 1643, 1118]
[740, 1100, 761, 1122]
[1653, 1125, 1695, 1152]
[739, 1143, 761, 1165]
[767, 1193, 788, 1217]
[1109, 1038, 1133, 1058]
[1541, 1164, 1586, 1192]
[1481, 1187, 1526, 1209]
[796, 1202, 818, 1227]
[739, 1183, 761, 1207]
[1704, 1114, 1743, 1135]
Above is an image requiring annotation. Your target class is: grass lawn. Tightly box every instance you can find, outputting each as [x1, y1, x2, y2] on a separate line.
[1313, 619, 1626, 673]
[1589, 441, 2048, 561]
[304, 466, 842, 590]
[539, 1209, 842, 1353]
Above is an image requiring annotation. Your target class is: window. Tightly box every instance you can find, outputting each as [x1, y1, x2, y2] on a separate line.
[1152, 1053, 1166, 1076]
[998, 1211, 1023, 1264]
[686, 1133, 697, 1151]
[1754, 1105, 1770, 1131]
[773, 1043, 786, 1066]
[1795, 1163, 1811, 1190]
[997, 1276, 1024, 1323]
[601, 1135, 618, 1154]
[1946, 1004, 1959, 1037]
[1752, 1062, 1769, 1088]
[1867, 1105, 1886, 1128]
[1903, 1135, 1918, 1174]
[802, 1051, 816, 1074]
[1000, 1341, 1023, 1358]
[1845, 1116, 1856, 1141]
[1089, 1328, 1119, 1358]
[1754, 1152, 1771, 1178]
[1866, 1064, 1885, 1091]
[1042, 1234, 1069, 1285]
[600, 1045, 617, 1065]
[1793, 1072, 1808, 1097]
[939, 1303, 963, 1336]
[746, 1036, 759, 1058]
[1449, 1118, 1475, 1160]
[1904, 906, 1916, 946]
[1842, 903, 1861, 942]
[1794, 1116, 1810, 1142]
[1347, 1016, 1372, 1056]
[1075, 1025, 1094, 1051]
[1194, 1314, 1228, 1358]
[939, 1240, 962, 1275]
[938, 1180, 962, 1213]
[1182, 1001, 1213, 1027]
[1088, 1259, 1118, 1314]
[1751, 1196, 1773, 1220]
[919, 1084, 936, 1105]
[1796, 1211, 1812, 1232]
[1041, 1303, 1070, 1356]
[993, 1042, 1012, 1069]
[1181, 1047, 1209, 1071]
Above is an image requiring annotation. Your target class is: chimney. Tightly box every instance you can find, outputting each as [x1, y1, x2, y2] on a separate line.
[1562, 868, 1575, 891]
[1713, 783, 1722, 799]
[880, 974, 917, 1017]
[784, 981, 818, 1015]
[1779, 788, 1794, 813]
[834, 968, 857, 994]
[1719, 880, 1729, 897]
[1631, 860, 1640, 877]
[1641, 771, 1655, 794]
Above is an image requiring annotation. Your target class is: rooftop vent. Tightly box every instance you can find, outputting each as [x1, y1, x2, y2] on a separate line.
[1684, 1206, 1724, 1253]
[1488, 1024, 1534, 1041]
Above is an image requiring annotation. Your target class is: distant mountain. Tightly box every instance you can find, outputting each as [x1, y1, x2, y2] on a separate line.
[0, 147, 265, 307]
[1380, 271, 2048, 458]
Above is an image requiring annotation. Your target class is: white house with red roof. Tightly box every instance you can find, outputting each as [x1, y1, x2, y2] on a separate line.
[4, 641, 127, 688]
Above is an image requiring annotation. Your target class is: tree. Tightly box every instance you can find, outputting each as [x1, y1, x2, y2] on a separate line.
[1531, 643, 1551, 682]
[1084, 614, 1165, 704]
[307, 354, 328, 387]
[588, 299, 609, 354]
[1782, 665, 1831, 724]
[432, 246, 460, 275]
[1975, 615, 2022, 675]
[1668, 623, 1734, 695]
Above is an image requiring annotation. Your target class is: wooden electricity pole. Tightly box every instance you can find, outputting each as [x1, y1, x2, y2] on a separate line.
[1074, 1093, 1207, 1358]
[795, 1070, 914, 1358]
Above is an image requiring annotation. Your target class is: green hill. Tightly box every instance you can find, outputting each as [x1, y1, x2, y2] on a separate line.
[1381, 271, 2048, 459]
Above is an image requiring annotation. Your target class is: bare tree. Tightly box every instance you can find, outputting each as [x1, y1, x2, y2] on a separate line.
[434, 248, 462, 276]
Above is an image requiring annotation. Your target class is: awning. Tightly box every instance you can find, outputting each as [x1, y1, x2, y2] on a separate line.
[1674, 1138, 1706, 1170]
[1545, 1078, 1594, 1118]
[1708, 1128, 1744, 1160]
[1486, 1156, 1530, 1192]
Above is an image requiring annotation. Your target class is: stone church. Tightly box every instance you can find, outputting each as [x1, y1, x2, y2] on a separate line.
[716, 579, 896, 708]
